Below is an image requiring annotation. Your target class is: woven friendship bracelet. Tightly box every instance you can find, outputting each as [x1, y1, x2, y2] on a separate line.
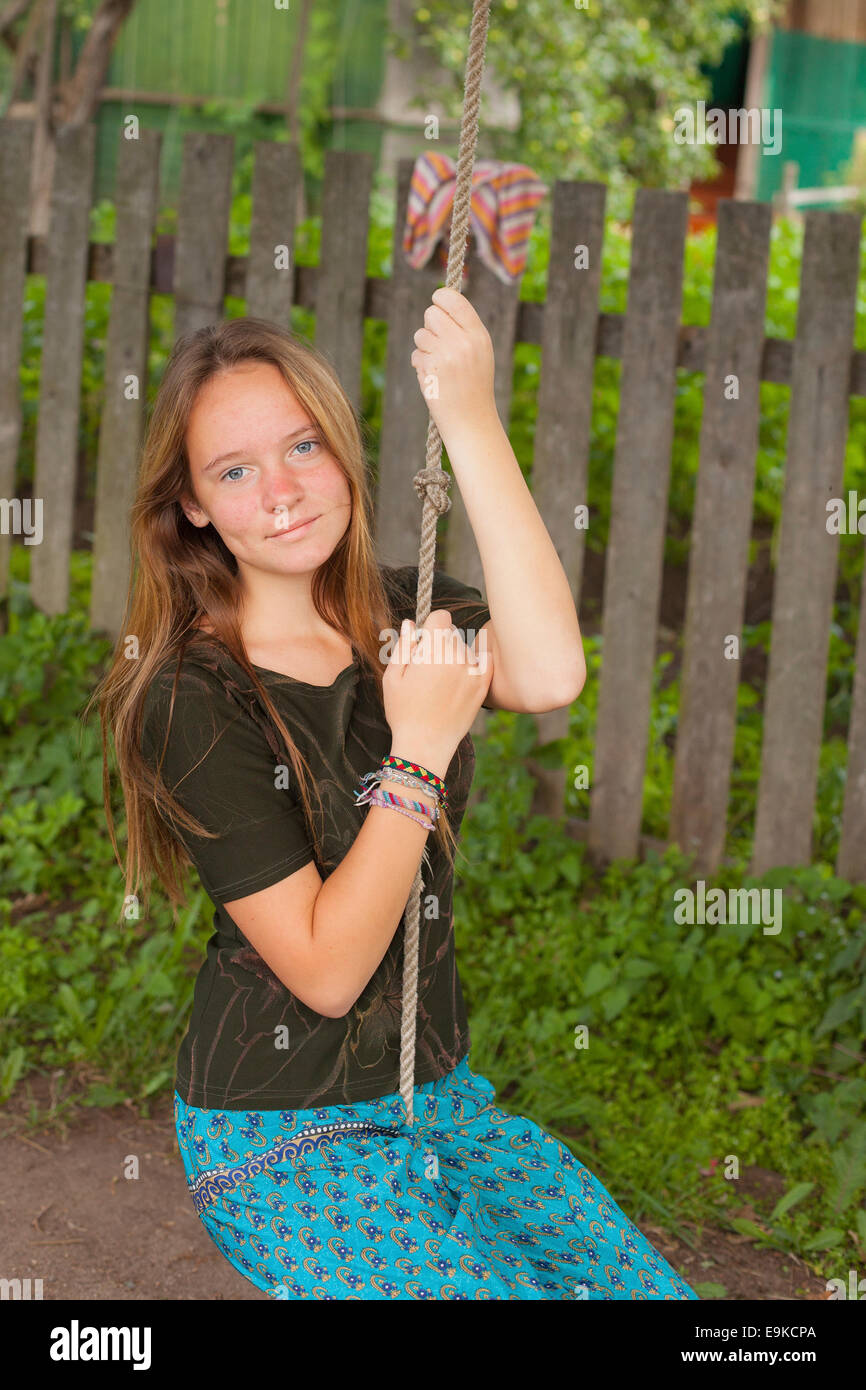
[365, 786, 439, 827]
[365, 786, 437, 831]
[372, 786, 439, 822]
[381, 755, 448, 804]
[355, 767, 443, 808]
[354, 774, 432, 809]
[371, 768, 444, 804]
[354, 780, 439, 820]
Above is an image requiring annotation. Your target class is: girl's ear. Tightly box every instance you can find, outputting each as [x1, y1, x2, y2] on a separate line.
[180, 495, 210, 528]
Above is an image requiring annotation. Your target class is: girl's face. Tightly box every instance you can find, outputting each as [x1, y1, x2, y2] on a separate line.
[181, 360, 352, 579]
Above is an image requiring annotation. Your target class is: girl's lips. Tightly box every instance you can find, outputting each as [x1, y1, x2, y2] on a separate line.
[268, 515, 319, 539]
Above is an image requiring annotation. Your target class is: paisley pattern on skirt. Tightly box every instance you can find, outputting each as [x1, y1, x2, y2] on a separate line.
[174, 1056, 699, 1301]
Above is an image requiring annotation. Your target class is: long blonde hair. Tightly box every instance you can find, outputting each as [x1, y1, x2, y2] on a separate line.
[88, 316, 469, 925]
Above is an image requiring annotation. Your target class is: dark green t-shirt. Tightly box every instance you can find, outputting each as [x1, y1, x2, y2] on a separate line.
[140, 564, 491, 1111]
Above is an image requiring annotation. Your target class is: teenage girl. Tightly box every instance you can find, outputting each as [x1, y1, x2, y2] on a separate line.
[97, 289, 698, 1301]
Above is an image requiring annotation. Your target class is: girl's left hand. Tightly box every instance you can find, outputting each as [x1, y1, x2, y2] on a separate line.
[410, 287, 496, 438]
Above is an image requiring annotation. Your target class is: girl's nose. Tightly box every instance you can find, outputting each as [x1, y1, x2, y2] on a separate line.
[261, 473, 306, 512]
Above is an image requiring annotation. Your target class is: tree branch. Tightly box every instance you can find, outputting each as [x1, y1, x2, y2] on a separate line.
[57, 0, 137, 127]
[32, 0, 55, 134]
[0, 0, 35, 50]
[284, 0, 312, 147]
[3, 0, 46, 106]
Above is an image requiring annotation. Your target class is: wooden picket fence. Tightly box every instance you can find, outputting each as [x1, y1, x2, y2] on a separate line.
[0, 119, 864, 885]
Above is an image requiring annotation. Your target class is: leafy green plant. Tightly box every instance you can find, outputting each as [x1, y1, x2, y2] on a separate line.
[453, 705, 866, 1278]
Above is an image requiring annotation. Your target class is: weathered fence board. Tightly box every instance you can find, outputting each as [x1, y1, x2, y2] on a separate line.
[173, 132, 234, 342]
[0, 118, 34, 607]
[589, 188, 689, 862]
[670, 199, 772, 874]
[752, 209, 862, 874]
[533, 180, 606, 617]
[89, 127, 162, 639]
[246, 141, 301, 325]
[376, 157, 442, 569]
[527, 179, 606, 818]
[29, 123, 96, 616]
[315, 150, 374, 415]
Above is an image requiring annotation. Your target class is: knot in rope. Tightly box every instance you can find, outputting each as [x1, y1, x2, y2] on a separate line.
[412, 466, 452, 516]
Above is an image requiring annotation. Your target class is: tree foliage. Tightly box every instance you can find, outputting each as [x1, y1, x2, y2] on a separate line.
[396, 1, 786, 207]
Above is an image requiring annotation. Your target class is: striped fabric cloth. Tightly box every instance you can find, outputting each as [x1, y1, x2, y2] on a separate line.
[403, 152, 547, 286]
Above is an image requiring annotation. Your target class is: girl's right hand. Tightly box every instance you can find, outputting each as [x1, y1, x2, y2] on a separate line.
[383, 610, 492, 766]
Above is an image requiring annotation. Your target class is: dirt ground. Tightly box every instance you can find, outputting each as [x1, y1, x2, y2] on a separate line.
[0, 1075, 833, 1302]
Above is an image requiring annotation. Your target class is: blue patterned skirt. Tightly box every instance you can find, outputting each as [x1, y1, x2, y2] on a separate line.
[174, 1056, 698, 1301]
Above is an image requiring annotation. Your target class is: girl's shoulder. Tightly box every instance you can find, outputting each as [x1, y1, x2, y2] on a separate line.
[141, 639, 242, 731]
[140, 640, 265, 774]
[147, 637, 229, 691]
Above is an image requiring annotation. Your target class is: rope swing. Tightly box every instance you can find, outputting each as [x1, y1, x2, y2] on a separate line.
[400, 0, 492, 1126]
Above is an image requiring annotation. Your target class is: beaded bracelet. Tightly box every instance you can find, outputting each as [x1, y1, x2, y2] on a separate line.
[365, 786, 437, 831]
[380, 756, 448, 806]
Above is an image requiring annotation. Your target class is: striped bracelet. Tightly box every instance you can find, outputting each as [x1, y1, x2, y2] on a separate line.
[365, 785, 439, 825]
[380, 756, 448, 805]
[365, 786, 437, 831]
[355, 777, 439, 816]
[375, 786, 439, 821]
[356, 767, 443, 807]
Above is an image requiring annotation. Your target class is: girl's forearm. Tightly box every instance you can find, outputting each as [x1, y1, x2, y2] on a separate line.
[309, 739, 449, 1016]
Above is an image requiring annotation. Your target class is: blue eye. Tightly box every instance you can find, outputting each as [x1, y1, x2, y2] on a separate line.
[219, 439, 319, 482]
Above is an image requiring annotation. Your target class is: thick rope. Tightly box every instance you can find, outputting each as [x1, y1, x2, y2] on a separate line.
[399, 0, 492, 1127]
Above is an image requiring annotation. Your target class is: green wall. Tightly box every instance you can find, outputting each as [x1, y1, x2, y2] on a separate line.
[68, 0, 389, 204]
[757, 29, 866, 204]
